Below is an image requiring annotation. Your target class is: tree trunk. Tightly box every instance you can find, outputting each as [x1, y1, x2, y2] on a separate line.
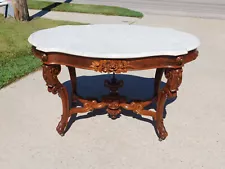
[12, 0, 29, 21]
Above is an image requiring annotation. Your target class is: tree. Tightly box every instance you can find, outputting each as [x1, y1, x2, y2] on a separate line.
[12, 0, 29, 21]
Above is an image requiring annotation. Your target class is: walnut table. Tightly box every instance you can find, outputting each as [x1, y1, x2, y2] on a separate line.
[28, 24, 200, 140]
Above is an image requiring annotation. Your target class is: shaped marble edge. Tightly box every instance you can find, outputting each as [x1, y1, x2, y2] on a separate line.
[28, 24, 200, 59]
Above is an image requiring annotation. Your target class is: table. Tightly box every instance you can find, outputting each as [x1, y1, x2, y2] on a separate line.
[28, 24, 200, 140]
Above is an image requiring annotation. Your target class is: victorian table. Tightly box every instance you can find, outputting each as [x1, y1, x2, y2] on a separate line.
[28, 24, 200, 140]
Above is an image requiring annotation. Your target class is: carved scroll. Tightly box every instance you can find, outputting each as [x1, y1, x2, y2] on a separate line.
[69, 96, 156, 120]
[90, 60, 129, 73]
[70, 99, 107, 115]
[43, 64, 62, 94]
[121, 100, 156, 118]
[164, 68, 183, 98]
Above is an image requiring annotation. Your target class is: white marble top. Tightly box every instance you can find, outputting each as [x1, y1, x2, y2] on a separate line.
[28, 24, 200, 59]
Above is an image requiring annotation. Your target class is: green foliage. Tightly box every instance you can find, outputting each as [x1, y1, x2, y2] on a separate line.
[27, 0, 143, 18]
[0, 15, 82, 88]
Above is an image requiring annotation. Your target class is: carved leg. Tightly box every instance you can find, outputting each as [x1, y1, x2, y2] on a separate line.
[154, 68, 164, 97]
[43, 64, 70, 136]
[155, 67, 183, 140]
[67, 66, 77, 104]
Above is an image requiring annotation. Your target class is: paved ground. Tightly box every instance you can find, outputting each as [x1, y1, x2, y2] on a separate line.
[28, 9, 140, 24]
[44, 0, 225, 19]
[1, 8, 225, 169]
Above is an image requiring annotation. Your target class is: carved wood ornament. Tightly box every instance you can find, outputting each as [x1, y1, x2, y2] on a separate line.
[34, 47, 198, 141]
[42, 64, 62, 94]
[90, 60, 129, 73]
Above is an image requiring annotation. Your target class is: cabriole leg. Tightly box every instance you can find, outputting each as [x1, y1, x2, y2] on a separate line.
[155, 67, 183, 140]
[43, 64, 70, 136]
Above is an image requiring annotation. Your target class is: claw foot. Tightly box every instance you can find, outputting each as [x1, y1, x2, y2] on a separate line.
[156, 121, 168, 141]
[56, 121, 67, 136]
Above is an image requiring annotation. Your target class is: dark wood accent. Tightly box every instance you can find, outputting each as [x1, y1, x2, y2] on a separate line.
[67, 66, 77, 96]
[33, 46, 198, 140]
[154, 68, 164, 97]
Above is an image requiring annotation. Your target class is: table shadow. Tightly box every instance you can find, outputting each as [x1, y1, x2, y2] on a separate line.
[30, 0, 72, 20]
[62, 74, 177, 134]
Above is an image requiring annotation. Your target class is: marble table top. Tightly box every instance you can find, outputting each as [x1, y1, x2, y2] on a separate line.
[28, 24, 200, 59]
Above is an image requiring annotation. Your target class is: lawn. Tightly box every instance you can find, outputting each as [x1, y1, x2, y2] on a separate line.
[27, 0, 143, 18]
[0, 15, 83, 89]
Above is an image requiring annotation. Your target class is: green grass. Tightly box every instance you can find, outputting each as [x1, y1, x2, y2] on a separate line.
[0, 15, 83, 89]
[27, 0, 143, 18]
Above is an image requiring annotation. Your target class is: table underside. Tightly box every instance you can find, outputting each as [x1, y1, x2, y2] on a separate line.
[33, 47, 198, 141]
